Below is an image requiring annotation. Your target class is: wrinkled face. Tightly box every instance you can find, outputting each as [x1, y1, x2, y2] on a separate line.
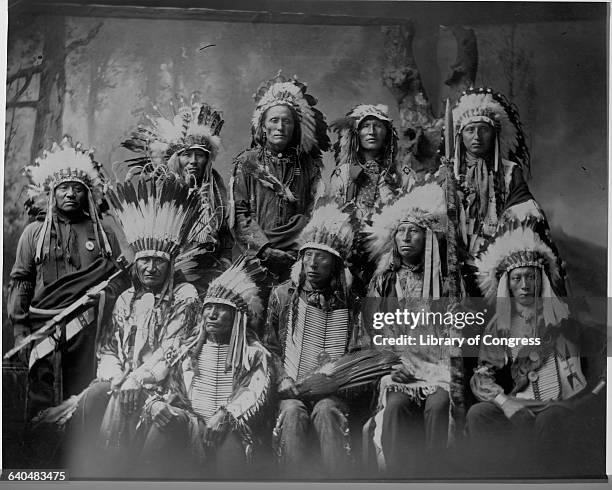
[461, 122, 496, 158]
[303, 248, 336, 288]
[135, 256, 170, 290]
[358, 116, 388, 154]
[54, 181, 88, 214]
[508, 266, 542, 307]
[395, 222, 426, 264]
[178, 148, 209, 187]
[202, 302, 236, 338]
[263, 105, 295, 151]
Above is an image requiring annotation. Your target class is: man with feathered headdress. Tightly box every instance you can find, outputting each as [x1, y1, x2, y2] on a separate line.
[8, 136, 122, 421]
[263, 202, 368, 477]
[467, 222, 604, 476]
[134, 256, 274, 478]
[361, 183, 466, 476]
[121, 93, 233, 290]
[65, 174, 201, 477]
[229, 72, 330, 282]
[451, 88, 549, 258]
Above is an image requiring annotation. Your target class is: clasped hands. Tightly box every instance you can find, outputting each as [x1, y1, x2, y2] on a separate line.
[110, 374, 143, 415]
[471, 368, 532, 420]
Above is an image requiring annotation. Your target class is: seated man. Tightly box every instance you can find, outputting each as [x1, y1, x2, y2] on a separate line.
[136, 256, 274, 478]
[467, 223, 605, 477]
[362, 183, 465, 477]
[263, 202, 368, 478]
[66, 174, 201, 477]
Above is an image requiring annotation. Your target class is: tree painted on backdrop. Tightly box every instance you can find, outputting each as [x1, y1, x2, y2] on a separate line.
[3, 14, 102, 348]
[382, 23, 478, 177]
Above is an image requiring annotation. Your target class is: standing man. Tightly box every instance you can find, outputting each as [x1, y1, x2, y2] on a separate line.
[122, 94, 233, 290]
[328, 104, 408, 291]
[329, 104, 407, 221]
[451, 87, 566, 296]
[264, 203, 367, 477]
[8, 136, 122, 420]
[229, 72, 330, 282]
[452, 88, 544, 250]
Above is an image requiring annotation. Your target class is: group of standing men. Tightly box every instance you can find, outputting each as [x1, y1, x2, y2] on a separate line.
[7, 72, 605, 479]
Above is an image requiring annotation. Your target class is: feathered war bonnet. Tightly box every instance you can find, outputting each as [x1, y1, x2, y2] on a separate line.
[105, 173, 202, 300]
[330, 103, 399, 167]
[203, 256, 269, 374]
[24, 135, 113, 264]
[474, 221, 568, 328]
[452, 87, 530, 179]
[289, 201, 356, 294]
[121, 92, 224, 177]
[366, 183, 447, 299]
[121, 94, 227, 248]
[251, 71, 330, 157]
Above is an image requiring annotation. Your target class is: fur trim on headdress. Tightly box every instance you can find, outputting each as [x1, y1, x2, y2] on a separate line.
[474, 224, 560, 303]
[251, 71, 330, 157]
[122, 93, 223, 170]
[349, 104, 392, 126]
[106, 174, 201, 261]
[297, 202, 355, 259]
[330, 103, 398, 167]
[453, 87, 530, 175]
[366, 182, 446, 267]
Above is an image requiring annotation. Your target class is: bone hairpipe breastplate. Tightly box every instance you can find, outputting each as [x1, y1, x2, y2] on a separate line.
[191, 342, 234, 421]
[283, 298, 348, 382]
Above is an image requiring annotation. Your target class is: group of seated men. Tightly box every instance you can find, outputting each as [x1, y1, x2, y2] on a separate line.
[7, 74, 605, 479]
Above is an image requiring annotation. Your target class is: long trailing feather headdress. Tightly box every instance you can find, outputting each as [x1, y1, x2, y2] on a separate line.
[203, 255, 269, 373]
[474, 221, 568, 327]
[452, 87, 530, 178]
[105, 173, 201, 261]
[251, 71, 330, 157]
